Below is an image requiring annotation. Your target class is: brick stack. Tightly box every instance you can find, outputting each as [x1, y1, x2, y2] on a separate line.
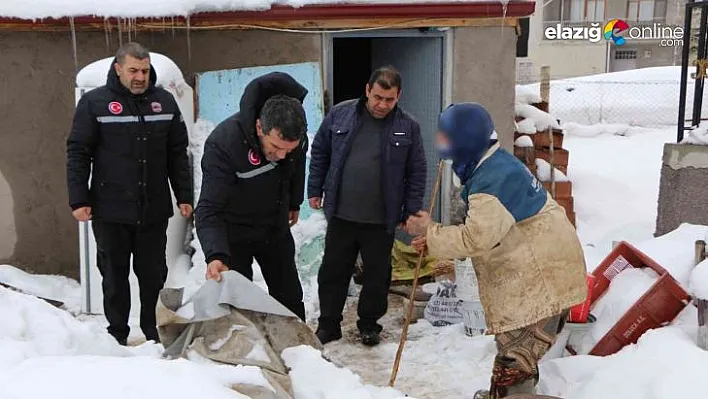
[513, 109, 576, 227]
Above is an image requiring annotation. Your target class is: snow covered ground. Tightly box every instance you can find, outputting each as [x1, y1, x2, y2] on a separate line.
[3, 65, 708, 398]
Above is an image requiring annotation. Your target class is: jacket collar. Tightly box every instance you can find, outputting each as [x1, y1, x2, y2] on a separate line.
[472, 142, 500, 174]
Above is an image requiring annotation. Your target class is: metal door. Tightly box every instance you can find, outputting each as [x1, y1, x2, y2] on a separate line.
[370, 37, 445, 222]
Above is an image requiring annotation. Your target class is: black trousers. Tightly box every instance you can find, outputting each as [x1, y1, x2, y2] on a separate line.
[318, 218, 395, 333]
[229, 228, 306, 321]
[92, 219, 168, 341]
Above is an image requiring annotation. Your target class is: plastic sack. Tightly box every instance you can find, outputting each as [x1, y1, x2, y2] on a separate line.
[423, 280, 464, 327]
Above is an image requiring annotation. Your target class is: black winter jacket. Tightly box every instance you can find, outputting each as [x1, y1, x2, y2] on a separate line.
[195, 72, 309, 265]
[308, 98, 427, 233]
[66, 59, 193, 225]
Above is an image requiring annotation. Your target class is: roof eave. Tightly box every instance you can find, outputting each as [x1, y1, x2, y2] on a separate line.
[0, 2, 535, 30]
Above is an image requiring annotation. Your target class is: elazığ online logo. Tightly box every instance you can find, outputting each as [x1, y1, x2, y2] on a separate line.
[544, 19, 684, 47]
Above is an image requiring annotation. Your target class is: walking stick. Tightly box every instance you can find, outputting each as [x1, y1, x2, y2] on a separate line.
[389, 160, 444, 387]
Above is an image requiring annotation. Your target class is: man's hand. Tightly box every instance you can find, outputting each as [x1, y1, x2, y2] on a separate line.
[406, 211, 432, 236]
[308, 197, 322, 210]
[72, 206, 92, 222]
[206, 260, 229, 282]
[289, 210, 300, 227]
[179, 204, 193, 218]
[412, 235, 427, 255]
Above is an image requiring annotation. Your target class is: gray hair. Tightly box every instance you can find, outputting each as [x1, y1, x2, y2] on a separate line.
[115, 42, 150, 64]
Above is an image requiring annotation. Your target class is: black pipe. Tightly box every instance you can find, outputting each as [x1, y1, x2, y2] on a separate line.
[692, 6, 708, 127]
[678, 0, 695, 142]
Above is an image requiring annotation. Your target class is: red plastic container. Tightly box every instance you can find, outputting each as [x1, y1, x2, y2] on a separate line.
[568, 274, 595, 323]
[587, 241, 691, 356]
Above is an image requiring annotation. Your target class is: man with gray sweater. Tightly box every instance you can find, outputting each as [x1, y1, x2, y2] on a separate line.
[308, 66, 427, 346]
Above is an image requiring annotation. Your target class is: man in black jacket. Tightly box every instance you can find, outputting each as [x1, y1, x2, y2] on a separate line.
[66, 42, 193, 345]
[195, 72, 308, 321]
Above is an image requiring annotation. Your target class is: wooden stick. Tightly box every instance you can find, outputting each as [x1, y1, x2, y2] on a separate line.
[389, 161, 445, 387]
[695, 240, 708, 350]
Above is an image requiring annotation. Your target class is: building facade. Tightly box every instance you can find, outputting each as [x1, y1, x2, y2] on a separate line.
[518, 0, 687, 82]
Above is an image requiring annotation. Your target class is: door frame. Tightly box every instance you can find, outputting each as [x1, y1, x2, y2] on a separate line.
[322, 28, 454, 224]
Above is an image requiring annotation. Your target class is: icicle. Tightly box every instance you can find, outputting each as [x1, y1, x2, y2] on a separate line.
[118, 18, 123, 46]
[133, 18, 138, 40]
[128, 18, 132, 42]
[186, 15, 192, 64]
[104, 18, 111, 52]
[499, 0, 510, 43]
[171, 16, 175, 39]
[69, 17, 78, 73]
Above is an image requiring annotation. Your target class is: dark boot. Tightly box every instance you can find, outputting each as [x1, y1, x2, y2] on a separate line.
[361, 330, 380, 346]
[316, 326, 343, 345]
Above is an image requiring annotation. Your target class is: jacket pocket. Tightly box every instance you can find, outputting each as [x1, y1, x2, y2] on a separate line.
[389, 135, 411, 164]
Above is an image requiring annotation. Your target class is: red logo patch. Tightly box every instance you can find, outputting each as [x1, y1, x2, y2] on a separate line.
[248, 149, 261, 166]
[151, 102, 162, 113]
[108, 101, 123, 115]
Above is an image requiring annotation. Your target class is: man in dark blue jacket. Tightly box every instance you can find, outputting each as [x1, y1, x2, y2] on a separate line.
[308, 66, 427, 345]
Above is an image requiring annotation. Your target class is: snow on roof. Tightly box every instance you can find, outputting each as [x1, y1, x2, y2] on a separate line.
[0, 0, 513, 20]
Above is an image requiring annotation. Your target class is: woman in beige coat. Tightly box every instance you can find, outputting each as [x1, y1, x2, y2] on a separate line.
[406, 103, 587, 399]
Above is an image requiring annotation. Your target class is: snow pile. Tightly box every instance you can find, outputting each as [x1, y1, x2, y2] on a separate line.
[282, 345, 408, 399]
[681, 122, 708, 145]
[515, 84, 542, 105]
[515, 117, 537, 134]
[521, 66, 708, 127]
[515, 103, 561, 133]
[690, 259, 708, 299]
[1, 0, 511, 19]
[632, 223, 708, 287]
[322, 321, 497, 398]
[0, 274, 416, 399]
[562, 125, 674, 268]
[580, 267, 659, 354]
[535, 159, 569, 182]
[0, 264, 81, 314]
[0, 286, 131, 371]
[539, 327, 708, 399]
[562, 122, 632, 138]
[514, 83, 560, 135]
[514, 135, 533, 147]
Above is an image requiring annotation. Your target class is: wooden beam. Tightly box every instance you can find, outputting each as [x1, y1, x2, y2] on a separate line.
[0, 16, 519, 32]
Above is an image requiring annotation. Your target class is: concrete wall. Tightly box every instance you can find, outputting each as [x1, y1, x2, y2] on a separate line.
[0, 29, 320, 278]
[656, 143, 708, 236]
[452, 26, 516, 151]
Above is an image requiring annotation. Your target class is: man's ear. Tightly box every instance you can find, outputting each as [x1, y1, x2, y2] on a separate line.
[114, 62, 121, 76]
[256, 119, 263, 136]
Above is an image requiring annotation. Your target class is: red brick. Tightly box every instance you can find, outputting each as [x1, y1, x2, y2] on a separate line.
[536, 148, 569, 167]
[543, 181, 572, 199]
[531, 129, 564, 149]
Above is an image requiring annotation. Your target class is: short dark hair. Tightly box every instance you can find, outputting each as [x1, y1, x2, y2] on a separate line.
[116, 42, 150, 64]
[367, 66, 402, 92]
[259, 95, 307, 142]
